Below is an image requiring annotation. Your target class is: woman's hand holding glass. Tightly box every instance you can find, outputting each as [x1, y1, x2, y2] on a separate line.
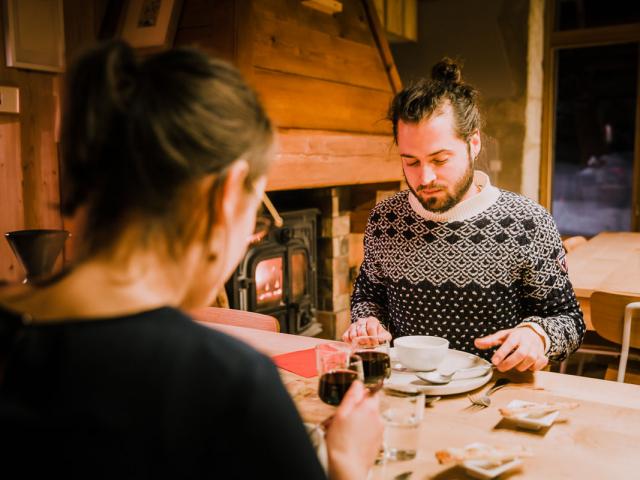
[325, 381, 384, 480]
[315, 343, 384, 478]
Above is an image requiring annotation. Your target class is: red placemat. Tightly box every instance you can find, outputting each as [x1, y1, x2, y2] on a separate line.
[272, 348, 317, 378]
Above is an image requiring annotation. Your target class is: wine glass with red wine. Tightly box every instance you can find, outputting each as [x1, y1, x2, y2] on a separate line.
[351, 336, 391, 391]
[316, 343, 364, 406]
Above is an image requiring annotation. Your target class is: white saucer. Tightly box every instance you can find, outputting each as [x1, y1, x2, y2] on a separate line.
[386, 348, 493, 395]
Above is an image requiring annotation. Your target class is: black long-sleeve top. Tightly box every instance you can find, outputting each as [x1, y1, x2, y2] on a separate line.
[0, 305, 326, 479]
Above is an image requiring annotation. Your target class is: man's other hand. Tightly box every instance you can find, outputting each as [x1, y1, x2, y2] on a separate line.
[474, 327, 548, 372]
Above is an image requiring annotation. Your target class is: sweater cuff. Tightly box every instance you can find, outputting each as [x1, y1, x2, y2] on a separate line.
[517, 320, 550, 354]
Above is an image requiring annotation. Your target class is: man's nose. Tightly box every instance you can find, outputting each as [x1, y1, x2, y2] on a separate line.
[419, 165, 436, 185]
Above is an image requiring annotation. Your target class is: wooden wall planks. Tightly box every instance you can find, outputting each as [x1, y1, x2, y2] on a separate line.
[254, 68, 391, 133]
[175, 0, 397, 136]
[252, 0, 390, 92]
[269, 129, 400, 190]
[0, 0, 403, 279]
[0, 0, 99, 280]
[0, 35, 63, 281]
[173, 0, 402, 189]
[0, 120, 24, 280]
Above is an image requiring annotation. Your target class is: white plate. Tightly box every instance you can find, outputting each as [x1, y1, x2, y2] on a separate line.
[501, 400, 560, 430]
[386, 348, 493, 395]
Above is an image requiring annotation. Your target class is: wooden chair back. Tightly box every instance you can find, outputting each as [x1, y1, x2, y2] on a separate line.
[591, 292, 640, 348]
[189, 307, 280, 333]
[590, 291, 640, 382]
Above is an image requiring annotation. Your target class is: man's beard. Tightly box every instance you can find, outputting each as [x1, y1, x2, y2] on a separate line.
[406, 152, 475, 214]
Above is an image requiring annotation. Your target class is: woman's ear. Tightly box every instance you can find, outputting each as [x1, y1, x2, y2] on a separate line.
[218, 159, 251, 225]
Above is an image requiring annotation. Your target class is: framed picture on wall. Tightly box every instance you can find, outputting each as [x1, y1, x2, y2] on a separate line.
[118, 0, 183, 52]
[3, 0, 65, 72]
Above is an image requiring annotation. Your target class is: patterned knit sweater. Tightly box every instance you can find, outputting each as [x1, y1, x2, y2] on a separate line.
[351, 172, 585, 361]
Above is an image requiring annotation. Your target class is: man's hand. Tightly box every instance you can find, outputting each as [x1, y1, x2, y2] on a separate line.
[341, 317, 392, 343]
[474, 327, 548, 372]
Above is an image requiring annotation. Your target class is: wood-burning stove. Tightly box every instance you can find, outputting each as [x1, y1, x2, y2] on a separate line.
[226, 209, 322, 336]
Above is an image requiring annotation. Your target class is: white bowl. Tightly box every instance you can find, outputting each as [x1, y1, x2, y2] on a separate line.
[394, 335, 449, 371]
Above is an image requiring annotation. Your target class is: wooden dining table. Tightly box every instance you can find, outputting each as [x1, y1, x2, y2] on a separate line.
[205, 323, 640, 479]
[566, 231, 640, 330]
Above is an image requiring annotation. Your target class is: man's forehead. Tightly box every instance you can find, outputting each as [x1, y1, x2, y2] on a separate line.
[397, 113, 459, 154]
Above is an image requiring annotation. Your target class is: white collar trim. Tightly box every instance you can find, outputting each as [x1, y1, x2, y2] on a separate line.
[408, 171, 501, 222]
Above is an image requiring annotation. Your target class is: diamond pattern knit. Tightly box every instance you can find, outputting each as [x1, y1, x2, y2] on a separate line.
[351, 189, 585, 361]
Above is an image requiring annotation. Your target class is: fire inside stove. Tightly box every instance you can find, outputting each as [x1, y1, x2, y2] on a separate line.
[255, 257, 283, 307]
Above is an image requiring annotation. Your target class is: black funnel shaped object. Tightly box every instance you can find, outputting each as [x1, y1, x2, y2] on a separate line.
[5, 229, 69, 283]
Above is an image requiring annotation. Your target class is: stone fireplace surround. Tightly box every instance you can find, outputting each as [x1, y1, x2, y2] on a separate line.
[263, 183, 401, 340]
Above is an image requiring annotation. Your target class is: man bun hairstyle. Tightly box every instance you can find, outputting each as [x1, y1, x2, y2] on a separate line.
[387, 57, 481, 143]
[431, 57, 462, 85]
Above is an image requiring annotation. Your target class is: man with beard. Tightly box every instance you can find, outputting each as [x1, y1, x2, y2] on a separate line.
[345, 58, 585, 372]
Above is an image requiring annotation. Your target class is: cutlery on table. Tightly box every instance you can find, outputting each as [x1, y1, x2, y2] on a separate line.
[415, 365, 492, 384]
[393, 471, 413, 480]
[467, 377, 511, 408]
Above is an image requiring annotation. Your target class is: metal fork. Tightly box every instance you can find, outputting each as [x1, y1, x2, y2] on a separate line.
[467, 377, 511, 408]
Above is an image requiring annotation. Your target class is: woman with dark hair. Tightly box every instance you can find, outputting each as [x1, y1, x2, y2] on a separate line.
[0, 41, 382, 479]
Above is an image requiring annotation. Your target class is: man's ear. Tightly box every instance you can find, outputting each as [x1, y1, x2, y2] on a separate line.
[469, 130, 482, 161]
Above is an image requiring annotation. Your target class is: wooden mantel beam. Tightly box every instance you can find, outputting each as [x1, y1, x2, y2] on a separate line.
[267, 128, 402, 191]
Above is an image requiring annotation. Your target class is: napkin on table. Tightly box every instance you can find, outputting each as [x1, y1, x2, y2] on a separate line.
[272, 348, 318, 378]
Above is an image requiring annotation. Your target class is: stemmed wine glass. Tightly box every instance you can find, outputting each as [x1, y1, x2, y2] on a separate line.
[351, 336, 391, 391]
[315, 343, 364, 406]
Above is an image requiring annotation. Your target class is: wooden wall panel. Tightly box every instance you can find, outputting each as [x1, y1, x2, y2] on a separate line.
[0, 0, 403, 280]
[18, 73, 62, 230]
[0, 120, 24, 281]
[174, 0, 237, 63]
[0, 0, 101, 280]
[252, 0, 390, 92]
[0, 15, 66, 281]
[268, 129, 400, 190]
[176, 0, 401, 184]
[250, 0, 394, 134]
[256, 0, 374, 45]
[254, 67, 391, 134]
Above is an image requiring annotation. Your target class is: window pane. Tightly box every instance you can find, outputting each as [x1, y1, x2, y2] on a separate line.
[552, 43, 637, 236]
[555, 0, 640, 31]
[255, 257, 283, 307]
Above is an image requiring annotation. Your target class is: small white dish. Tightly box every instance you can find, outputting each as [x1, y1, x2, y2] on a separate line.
[501, 400, 560, 430]
[463, 457, 523, 480]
